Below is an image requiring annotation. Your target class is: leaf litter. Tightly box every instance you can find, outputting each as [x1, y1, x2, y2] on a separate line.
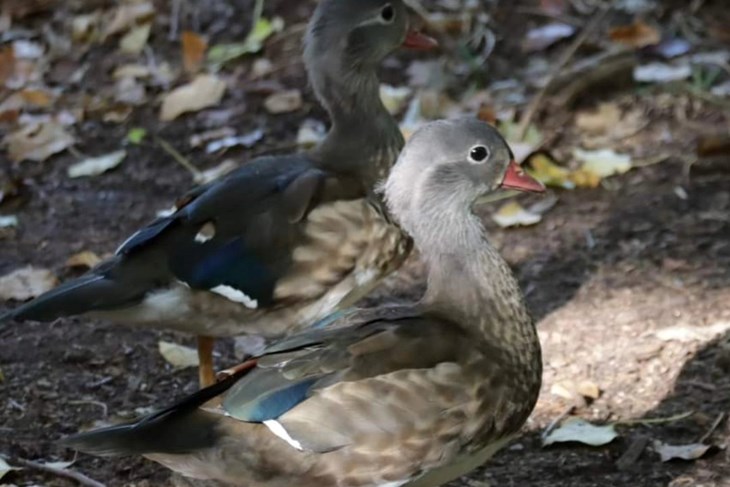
[158, 340, 199, 369]
[0, 266, 58, 301]
[160, 74, 226, 121]
[67, 150, 126, 178]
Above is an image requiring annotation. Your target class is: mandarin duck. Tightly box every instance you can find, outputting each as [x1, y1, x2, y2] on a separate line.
[62, 118, 545, 487]
[0, 0, 438, 386]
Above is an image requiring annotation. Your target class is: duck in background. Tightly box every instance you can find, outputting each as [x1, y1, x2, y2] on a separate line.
[0, 0, 437, 386]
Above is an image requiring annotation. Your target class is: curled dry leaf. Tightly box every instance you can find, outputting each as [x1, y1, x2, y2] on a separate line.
[158, 340, 199, 368]
[67, 150, 126, 178]
[207, 17, 284, 66]
[160, 74, 226, 121]
[0, 266, 58, 301]
[182, 31, 208, 74]
[653, 441, 713, 462]
[65, 250, 102, 269]
[4, 121, 74, 162]
[543, 418, 618, 447]
[263, 89, 302, 114]
[523, 23, 575, 52]
[492, 201, 542, 228]
[609, 21, 661, 48]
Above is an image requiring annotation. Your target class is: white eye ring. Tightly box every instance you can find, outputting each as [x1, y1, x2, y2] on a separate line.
[468, 145, 489, 163]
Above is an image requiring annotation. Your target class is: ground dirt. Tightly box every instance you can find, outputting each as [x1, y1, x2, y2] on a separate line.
[1, 0, 730, 486]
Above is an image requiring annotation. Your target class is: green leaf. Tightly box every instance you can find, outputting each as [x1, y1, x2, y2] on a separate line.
[126, 127, 147, 144]
[207, 17, 284, 66]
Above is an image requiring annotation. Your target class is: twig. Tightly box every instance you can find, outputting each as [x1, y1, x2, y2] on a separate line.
[12, 457, 106, 487]
[169, 0, 181, 41]
[516, 4, 610, 140]
[154, 136, 202, 180]
[541, 405, 575, 440]
[615, 410, 694, 426]
[698, 412, 725, 444]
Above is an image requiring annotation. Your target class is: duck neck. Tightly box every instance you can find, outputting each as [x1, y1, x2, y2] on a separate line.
[308, 60, 403, 190]
[414, 208, 540, 360]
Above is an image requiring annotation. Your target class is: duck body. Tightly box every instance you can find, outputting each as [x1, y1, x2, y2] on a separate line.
[6, 152, 409, 338]
[63, 119, 545, 486]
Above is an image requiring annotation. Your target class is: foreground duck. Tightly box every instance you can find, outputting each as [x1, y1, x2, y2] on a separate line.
[63, 118, 545, 487]
[0, 0, 437, 386]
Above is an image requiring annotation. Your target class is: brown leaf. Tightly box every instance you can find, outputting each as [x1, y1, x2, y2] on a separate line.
[697, 134, 730, 157]
[263, 89, 302, 114]
[609, 21, 661, 48]
[160, 74, 226, 121]
[19, 88, 54, 107]
[65, 250, 102, 269]
[182, 31, 208, 74]
[0, 266, 58, 301]
[0, 45, 15, 86]
[4, 121, 75, 162]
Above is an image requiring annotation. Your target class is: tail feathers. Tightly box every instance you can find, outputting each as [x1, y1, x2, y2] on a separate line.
[61, 360, 255, 456]
[1, 274, 144, 323]
[59, 409, 221, 456]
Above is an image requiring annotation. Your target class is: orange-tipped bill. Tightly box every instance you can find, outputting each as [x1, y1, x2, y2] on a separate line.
[501, 160, 545, 193]
[402, 30, 438, 50]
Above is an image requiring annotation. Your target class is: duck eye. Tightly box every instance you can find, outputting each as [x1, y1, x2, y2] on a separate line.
[469, 145, 489, 163]
[381, 4, 395, 22]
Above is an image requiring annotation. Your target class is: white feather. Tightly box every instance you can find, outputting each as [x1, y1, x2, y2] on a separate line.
[210, 285, 258, 309]
[263, 420, 303, 451]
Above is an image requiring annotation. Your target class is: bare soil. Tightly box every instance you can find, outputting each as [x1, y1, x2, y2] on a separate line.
[1, 0, 730, 486]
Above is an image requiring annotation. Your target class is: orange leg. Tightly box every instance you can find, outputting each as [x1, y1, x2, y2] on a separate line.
[197, 335, 216, 388]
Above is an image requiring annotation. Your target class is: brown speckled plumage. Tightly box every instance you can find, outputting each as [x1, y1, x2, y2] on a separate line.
[64, 119, 544, 487]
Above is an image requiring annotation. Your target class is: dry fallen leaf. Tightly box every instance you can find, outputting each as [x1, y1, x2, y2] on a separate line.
[379, 84, 412, 115]
[207, 17, 284, 66]
[498, 120, 543, 163]
[653, 441, 713, 462]
[551, 379, 601, 406]
[104, 1, 155, 38]
[119, 22, 151, 55]
[492, 201, 542, 228]
[0, 215, 18, 228]
[0, 457, 18, 481]
[543, 418, 618, 447]
[609, 21, 661, 48]
[264, 89, 302, 114]
[182, 31, 207, 74]
[194, 159, 238, 185]
[160, 74, 226, 121]
[0, 266, 58, 301]
[158, 340, 199, 368]
[572, 148, 632, 187]
[527, 153, 575, 189]
[114, 76, 147, 105]
[65, 250, 102, 269]
[634, 62, 692, 83]
[0, 45, 15, 86]
[523, 22, 575, 52]
[575, 102, 621, 134]
[297, 118, 326, 148]
[205, 129, 264, 154]
[67, 150, 126, 178]
[4, 121, 75, 162]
